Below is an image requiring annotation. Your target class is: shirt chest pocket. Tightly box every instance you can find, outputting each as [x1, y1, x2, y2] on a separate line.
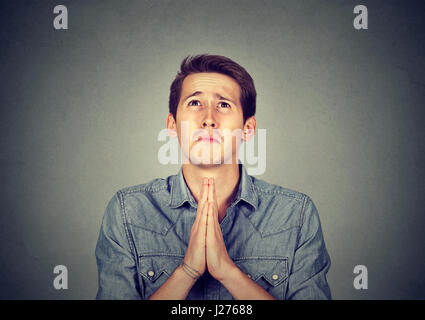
[138, 253, 184, 298]
[234, 256, 289, 300]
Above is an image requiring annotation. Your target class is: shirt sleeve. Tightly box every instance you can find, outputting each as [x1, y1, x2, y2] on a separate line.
[95, 192, 143, 299]
[286, 196, 332, 300]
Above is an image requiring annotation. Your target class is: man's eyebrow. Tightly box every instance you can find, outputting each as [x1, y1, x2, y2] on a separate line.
[214, 93, 236, 104]
[182, 91, 202, 103]
[182, 91, 236, 105]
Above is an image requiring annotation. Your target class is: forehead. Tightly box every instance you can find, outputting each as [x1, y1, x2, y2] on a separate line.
[180, 72, 241, 101]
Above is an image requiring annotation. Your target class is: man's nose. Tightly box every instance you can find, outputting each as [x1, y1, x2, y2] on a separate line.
[202, 119, 216, 128]
[202, 105, 217, 128]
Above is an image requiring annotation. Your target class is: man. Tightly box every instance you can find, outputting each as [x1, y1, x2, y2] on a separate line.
[95, 54, 331, 299]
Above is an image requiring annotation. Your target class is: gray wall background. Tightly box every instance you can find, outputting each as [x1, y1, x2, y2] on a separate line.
[1, 0, 424, 299]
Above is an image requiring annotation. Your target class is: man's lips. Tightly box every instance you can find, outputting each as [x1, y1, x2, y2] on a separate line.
[192, 129, 222, 144]
[197, 136, 221, 144]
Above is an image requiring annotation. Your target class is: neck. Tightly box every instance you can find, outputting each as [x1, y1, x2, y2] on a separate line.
[182, 163, 240, 221]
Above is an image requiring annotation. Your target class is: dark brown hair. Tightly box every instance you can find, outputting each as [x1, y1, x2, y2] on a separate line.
[169, 54, 256, 123]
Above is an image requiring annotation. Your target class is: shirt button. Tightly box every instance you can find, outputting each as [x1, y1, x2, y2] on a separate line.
[247, 274, 251, 279]
[148, 270, 155, 277]
[272, 274, 279, 280]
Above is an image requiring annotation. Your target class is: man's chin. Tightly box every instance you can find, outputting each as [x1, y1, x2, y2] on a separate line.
[194, 163, 222, 169]
[186, 156, 237, 167]
[191, 158, 223, 167]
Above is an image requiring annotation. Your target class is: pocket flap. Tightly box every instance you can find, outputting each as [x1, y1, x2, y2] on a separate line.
[234, 257, 288, 287]
[138, 253, 184, 281]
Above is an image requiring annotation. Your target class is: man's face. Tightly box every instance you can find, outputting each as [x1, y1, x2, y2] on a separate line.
[167, 72, 254, 167]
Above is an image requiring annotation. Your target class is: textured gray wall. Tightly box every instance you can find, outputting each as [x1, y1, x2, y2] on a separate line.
[1, 0, 424, 299]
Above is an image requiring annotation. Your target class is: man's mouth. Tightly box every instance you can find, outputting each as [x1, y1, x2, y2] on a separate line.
[197, 135, 221, 144]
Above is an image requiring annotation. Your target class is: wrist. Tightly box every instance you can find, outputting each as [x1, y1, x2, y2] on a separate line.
[149, 264, 198, 300]
[181, 261, 202, 280]
[215, 261, 240, 283]
[176, 264, 200, 284]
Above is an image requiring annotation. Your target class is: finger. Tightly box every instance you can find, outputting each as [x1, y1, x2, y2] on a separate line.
[198, 197, 209, 246]
[195, 178, 209, 222]
[201, 177, 209, 203]
[206, 202, 214, 243]
[209, 178, 219, 220]
[207, 202, 222, 243]
[208, 177, 214, 204]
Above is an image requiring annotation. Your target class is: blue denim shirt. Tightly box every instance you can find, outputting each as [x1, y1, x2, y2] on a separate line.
[95, 164, 331, 299]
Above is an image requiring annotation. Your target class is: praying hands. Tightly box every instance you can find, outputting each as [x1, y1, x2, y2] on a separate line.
[183, 177, 235, 281]
[149, 177, 276, 300]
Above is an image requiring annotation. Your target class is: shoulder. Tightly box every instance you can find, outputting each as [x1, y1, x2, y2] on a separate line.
[117, 176, 171, 196]
[107, 174, 177, 235]
[247, 176, 316, 235]
[251, 176, 307, 203]
[116, 173, 174, 205]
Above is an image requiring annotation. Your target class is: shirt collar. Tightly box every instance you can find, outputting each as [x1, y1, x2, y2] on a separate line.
[169, 164, 258, 210]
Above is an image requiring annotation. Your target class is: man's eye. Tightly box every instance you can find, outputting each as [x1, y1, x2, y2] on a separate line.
[218, 102, 230, 108]
[188, 100, 201, 107]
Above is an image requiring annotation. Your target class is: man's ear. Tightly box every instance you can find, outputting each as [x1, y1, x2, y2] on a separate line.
[242, 116, 257, 141]
[166, 113, 178, 138]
